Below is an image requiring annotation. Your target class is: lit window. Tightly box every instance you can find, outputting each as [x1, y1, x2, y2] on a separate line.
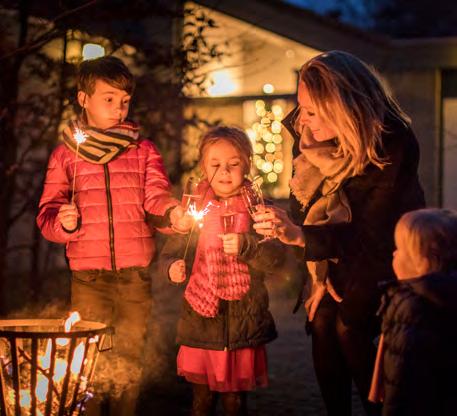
[82, 44, 105, 61]
[207, 70, 237, 96]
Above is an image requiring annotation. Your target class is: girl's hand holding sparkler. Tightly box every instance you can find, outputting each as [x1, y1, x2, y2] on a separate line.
[169, 259, 186, 283]
[170, 205, 194, 233]
[58, 204, 79, 232]
[219, 233, 243, 255]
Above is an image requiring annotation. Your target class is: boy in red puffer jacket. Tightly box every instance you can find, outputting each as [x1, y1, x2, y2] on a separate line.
[37, 56, 190, 415]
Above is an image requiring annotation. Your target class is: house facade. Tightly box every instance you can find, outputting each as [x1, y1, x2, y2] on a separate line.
[190, 0, 457, 207]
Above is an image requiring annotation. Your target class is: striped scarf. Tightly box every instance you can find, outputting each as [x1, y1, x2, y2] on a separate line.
[184, 184, 251, 318]
[61, 119, 140, 164]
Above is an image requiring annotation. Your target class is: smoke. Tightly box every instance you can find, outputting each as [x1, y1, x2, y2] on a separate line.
[4, 300, 69, 320]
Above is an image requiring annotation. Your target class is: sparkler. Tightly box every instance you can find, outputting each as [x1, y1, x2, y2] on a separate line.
[181, 167, 219, 262]
[188, 201, 214, 223]
[71, 127, 88, 203]
[182, 201, 214, 262]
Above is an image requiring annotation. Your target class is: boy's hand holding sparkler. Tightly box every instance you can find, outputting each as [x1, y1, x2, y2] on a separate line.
[170, 205, 194, 233]
[169, 259, 186, 283]
[58, 204, 79, 232]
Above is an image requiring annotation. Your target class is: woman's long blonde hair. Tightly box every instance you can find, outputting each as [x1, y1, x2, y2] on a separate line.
[300, 50, 411, 176]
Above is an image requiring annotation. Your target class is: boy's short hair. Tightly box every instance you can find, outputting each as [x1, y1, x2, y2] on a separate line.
[199, 126, 253, 176]
[399, 208, 457, 272]
[77, 56, 135, 95]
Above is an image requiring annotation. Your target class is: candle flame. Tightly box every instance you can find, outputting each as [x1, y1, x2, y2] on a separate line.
[74, 128, 88, 145]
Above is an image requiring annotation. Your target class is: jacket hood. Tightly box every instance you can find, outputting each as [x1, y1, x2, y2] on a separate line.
[400, 271, 457, 313]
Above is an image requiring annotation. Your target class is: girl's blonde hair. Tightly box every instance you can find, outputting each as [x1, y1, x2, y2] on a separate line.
[299, 50, 411, 177]
[198, 126, 253, 177]
[397, 208, 457, 273]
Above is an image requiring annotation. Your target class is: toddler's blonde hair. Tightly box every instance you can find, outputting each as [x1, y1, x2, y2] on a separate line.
[397, 208, 457, 273]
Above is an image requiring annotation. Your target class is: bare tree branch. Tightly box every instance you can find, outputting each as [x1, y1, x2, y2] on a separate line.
[1, 0, 99, 60]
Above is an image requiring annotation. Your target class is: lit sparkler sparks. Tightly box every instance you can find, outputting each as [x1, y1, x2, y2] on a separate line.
[74, 128, 89, 145]
[187, 201, 214, 223]
[181, 167, 219, 262]
[182, 201, 214, 261]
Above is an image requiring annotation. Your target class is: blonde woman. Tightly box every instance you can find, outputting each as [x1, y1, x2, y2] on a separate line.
[253, 51, 425, 415]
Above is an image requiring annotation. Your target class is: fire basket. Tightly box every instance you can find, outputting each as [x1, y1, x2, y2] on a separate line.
[0, 315, 113, 416]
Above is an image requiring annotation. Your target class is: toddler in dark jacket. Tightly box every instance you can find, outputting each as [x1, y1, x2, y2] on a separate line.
[370, 208, 457, 416]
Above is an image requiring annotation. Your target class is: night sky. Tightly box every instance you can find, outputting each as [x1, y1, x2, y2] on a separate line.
[282, 0, 376, 28]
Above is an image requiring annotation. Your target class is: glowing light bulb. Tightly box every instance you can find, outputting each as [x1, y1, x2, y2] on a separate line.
[263, 83, 275, 94]
[262, 161, 273, 173]
[273, 160, 284, 173]
[246, 128, 256, 142]
[254, 143, 264, 154]
[255, 100, 265, 109]
[272, 105, 283, 117]
[271, 121, 282, 134]
[273, 134, 283, 144]
[267, 172, 278, 182]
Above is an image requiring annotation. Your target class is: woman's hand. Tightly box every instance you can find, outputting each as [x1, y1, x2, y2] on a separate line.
[305, 280, 342, 321]
[58, 204, 79, 231]
[170, 205, 193, 233]
[169, 259, 186, 283]
[305, 282, 327, 322]
[219, 233, 243, 255]
[252, 206, 305, 247]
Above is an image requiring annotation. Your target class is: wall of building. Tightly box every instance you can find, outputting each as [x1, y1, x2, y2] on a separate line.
[384, 69, 440, 205]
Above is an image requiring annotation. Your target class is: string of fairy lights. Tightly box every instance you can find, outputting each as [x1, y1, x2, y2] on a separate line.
[246, 100, 285, 185]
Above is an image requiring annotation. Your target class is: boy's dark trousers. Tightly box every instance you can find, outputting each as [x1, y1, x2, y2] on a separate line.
[71, 267, 152, 416]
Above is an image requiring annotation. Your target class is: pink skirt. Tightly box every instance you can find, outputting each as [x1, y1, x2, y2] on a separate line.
[177, 345, 268, 392]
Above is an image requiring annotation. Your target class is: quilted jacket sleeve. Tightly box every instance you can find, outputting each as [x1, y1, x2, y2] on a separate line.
[36, 145, 81, 243]
[157, 232, 190, 283]
[239, 232, 286, 273]
[142, 140, 179, 217]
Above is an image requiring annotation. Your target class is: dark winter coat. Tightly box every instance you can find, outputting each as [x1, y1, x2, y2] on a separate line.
[283, 110, 426, 329]
[380, 272, 457, 416]
[159, 228, 285, 350]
